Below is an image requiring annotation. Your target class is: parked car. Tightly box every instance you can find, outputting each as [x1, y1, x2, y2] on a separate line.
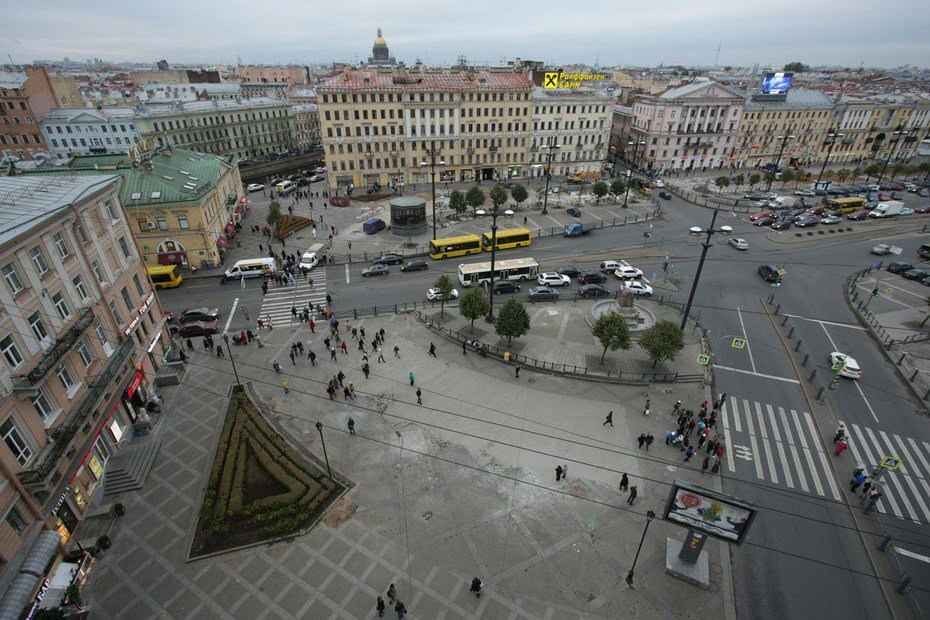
[427, 287, 458, 300]
[578, 284, 611, 298]
[880, 183, 904, 191]
[820, 215, 843, 225]
[566, 207, 582, 217]
[178, 320, 219, 337]
[870, 244, 900, 256]
[578, 271, 607, 284]
[806, 206, 827, 216]
[659, 190, 672, 200]
[918, 188, 930, 198]
[491, 280, 521, 294]
[794, 189, 816, 196]
[847, 210, 870, 221]
[758, 264, 784, 283]
[903, 268, 930, 281]
[614, 263, 644, 280]
[729, 238, 749, 250]
[361, 264, 389, 277]
[654, 179, 665, 188]
[400, 259, 429, 272]
[913, 204, 930, 213]
[887, 261, 914, 274]
[750, 211, 774, 221]
[754, 217, 776, 227]
[771, 219, 793, 230]
[528, 286, 559, 302]
[900, 207, 915, 216]
[794, 216, 819, 228]
[372, 253, 403, 265]
[538, 272, 571, 287]
[246, 183, 265, 193]
[622, 280, 653, 297]
[178, 307, 220, 322]
[829, 352, 862, 379]
[555, 265, 582, 279]
[745, 192, 766, 200]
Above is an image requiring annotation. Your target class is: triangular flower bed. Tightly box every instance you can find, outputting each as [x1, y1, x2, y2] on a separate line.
[191, 386, 344, 557]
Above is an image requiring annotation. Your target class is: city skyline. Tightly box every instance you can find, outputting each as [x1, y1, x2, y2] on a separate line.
[3, 0, 929, 69]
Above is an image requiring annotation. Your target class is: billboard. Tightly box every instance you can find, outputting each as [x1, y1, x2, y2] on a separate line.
[760, 72, 793, 95]
[662, 480, 757, 545]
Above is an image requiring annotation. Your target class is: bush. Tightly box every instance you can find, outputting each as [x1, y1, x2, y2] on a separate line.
[796, 233, 802, 237]
[847, 227, 853, 231]
[807, 231, 814, 236]
[818, 230, 825, 235]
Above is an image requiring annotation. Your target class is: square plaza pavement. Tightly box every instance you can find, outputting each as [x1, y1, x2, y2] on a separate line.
[85, 309, 733, 619]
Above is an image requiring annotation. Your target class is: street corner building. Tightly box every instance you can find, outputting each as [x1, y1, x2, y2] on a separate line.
[0, 175, 174, 617]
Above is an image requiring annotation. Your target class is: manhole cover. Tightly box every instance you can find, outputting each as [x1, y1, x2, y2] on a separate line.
[528, 378, 536, 383]
[664, 388, 674, 394]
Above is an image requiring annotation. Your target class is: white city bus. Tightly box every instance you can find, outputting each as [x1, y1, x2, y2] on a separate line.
[458, 257, 540, 287]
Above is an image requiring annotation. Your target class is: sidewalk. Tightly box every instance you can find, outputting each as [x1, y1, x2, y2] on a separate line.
[85, 311, 731, 619]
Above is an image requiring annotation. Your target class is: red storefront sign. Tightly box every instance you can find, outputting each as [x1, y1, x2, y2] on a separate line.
[126, 371, 144, 398]
[225, 223, 236, 235]
[216, 236, 229, 249]
[157, 251, 186, 265]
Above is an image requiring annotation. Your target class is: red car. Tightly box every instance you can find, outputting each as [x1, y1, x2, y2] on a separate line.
[914, 204, 930, 214]
[178, 320, 219, 337]
[847, 210, 870, 221]
[750, 211, 774, 221]
[806, 206, 827, 216]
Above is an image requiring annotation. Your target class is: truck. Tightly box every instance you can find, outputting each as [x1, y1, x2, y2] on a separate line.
[567, 171, 601, 185]
[563, 222, 596, 237]
[868, 201, 904, 219]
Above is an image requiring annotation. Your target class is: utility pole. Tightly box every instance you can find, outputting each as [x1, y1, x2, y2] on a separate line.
[815, 129, 843, 190]
[540, 139, 560, 215]
[421, 143, 445, 240]
[680, 209, 725, 330]
[623, 139, 646, 209]
[765, 125, 795, 192]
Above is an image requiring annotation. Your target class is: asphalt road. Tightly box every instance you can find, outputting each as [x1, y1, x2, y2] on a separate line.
[156, 187, 930, 618]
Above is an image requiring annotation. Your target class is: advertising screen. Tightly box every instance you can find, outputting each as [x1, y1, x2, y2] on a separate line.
[760, 72, 793, 95]
[663, 481, 757, 545]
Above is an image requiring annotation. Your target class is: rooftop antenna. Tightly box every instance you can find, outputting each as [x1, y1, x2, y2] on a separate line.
[714, 41, 721, 67]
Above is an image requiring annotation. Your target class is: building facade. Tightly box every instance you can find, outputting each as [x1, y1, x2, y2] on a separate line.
[239, 83, 289, 100]
[0, 175, 171, 616]
[317, 67, 533, 189]
[133, 98, 296, 159]
[628, 79, 744, 172]
[609, 104, 632, 163]
[236, 65, 308, 85]
[529, 88, 613, 177]
[0, 69, 56, 161]
[139, 82, 241, 104]
[39, 108, 140, 160]
[293, 104, 321, 149]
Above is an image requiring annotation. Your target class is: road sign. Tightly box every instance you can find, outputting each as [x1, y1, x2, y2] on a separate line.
[881, 456, 903, 470]
[831, 359, 845, 371]
[731, 337, 746, 349]
[884, 288, 893, 294]
[697, 354, 710, 365]
[777, 268, 786, 276]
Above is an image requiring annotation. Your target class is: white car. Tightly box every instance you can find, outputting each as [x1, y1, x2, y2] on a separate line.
[729, 238, 749, 250]
[613, 261, 644, 280]
[427, 287, 459, 301]
[829, 352, 862, 379]
[654, 180, 665, 188]
[299, 250, 321, 270]
[247, 183, 264, 193]
[622, 280, 653, 297]
[538, 272, 571, 287]
[794, 189, 816, 196]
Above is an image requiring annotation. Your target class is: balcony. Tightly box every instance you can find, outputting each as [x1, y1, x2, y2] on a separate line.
[13, 308, 95, 393]
[684, 141, 714, 149]
[18, 339, 134, 490]
[489, 146, 497, 152]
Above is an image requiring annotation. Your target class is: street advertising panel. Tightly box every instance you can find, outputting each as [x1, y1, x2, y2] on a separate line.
[663, 480, 757, 545]
[760, 72, 793, 95]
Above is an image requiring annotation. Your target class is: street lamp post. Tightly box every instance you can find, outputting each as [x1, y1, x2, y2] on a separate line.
[680, 208, 727, 331]
[540, 140, 560, 215]
[623, 140, 646, 209]
[221, 334, 241, 387]
[421, 145, 446, 240]
[815, 129, 844, 190]
[765, 126, 795, 192]
[626, 510, 656, 586]
[315, 421, 333, 480]
[876, 126, 911, 187]
[476, 204, 514, 322]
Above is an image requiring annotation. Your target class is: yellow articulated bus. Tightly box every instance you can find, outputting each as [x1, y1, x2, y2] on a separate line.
[429, 234, 482, 260]
[147, 264, 183, 289]
[824, 197, 866, 213]
[481, 227, 532, 251]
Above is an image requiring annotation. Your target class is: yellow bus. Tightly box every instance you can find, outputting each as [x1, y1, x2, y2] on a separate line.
[825, 197, 866, 213]
[147, 264, 183, 289]
[481, 227, 532, 251]
[429, 234, 482, 260]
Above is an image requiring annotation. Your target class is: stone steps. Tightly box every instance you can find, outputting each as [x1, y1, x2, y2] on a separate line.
[103, 439, 162, 496]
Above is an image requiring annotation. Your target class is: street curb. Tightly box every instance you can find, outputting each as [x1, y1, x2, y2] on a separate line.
[765, 219, 930, 246]
[760, 298, 910, 620]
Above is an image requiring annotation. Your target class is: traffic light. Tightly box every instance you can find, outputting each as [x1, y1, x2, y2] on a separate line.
[872, 287, 880, 298]
[662, 261, 669, 272]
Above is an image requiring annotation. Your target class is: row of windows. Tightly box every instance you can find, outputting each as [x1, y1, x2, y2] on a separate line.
[50, 136, 128, 149]
[0, 133, 42, 146]
[320, 91, 530, 105]
[138, 214, 189, 232]
[324, 106, 530, 122]
[45, 123, 134, 135]
[743, 110, 832, 120]
[326, 121, 529, 139]
[327, 137, 528, 156]
[150, 108, 288, 132]
[3, 100, 27, 111]
[533, 104, 609, 115]
[333, 150, 526, 171]
[532, 119, 605, 131]
[1, 115, 33, 125]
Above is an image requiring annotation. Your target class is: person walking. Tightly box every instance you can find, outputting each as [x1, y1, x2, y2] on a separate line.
[429, 342, 437, 357]
[463, 340, 467, 355]
[216, 345, 224, 358]
[416, 388, 422, 405]
[555, 465, 563, 481]
[684, 446, 694, 462]
[343, 386, 352, 400]
[337, 371, 345, 387]
[186, 338, 194, 352]
[643, 403, 650, 416]
[363, 363, 370, 378]
[387, 584, 396, 604]
[619, 473, 630, 491]
[282, 379, 289, 394]
[834, 440, 849, 456]
[289, 349, 296, 365]
[470, 576, 482, 598]
[348, 418, 356, 435]
[394, 345, 401, 358]
[604, 411, 614, 427]
[340, 341, 348, 354]
[394, 600, 407, 619]
[627, 486, 638, 505]
[330, 346, 337, 361]
[851, 471, 867, 492]
[701, 457, 709, 474]
[409, 372, 414, 386]
[308, 349, 316, 366]
[272, 360, 281, 373]
[645, 433, 654, 451]
[376, 596, 386, 617]
[377, 347, 386, 363]
[348, 381, 356, 398]
[515, 365, 520, 378]
[637, 433, 646, 450]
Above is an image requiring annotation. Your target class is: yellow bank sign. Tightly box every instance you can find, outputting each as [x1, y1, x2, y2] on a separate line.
[544, 71, 606, 89]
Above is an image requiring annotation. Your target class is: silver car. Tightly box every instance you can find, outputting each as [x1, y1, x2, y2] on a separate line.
[729, 238, 749, 250]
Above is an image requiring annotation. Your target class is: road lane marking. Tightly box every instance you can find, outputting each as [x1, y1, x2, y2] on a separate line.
[767, 404, 794, 488]
[755, 402, 779, 484]
[781, 408, 809, 492]
[805, 411, 840, 500]
[897, 547, 930, 564]
[742, 399, 765, 480]
[729, 396, 742, 432]
[791, 409, 822, 497]
[855, 283, 912, 309]
[818, 323, 879, 423]
[891, 435, 930, 522]
[721, 402, 736, 472]
[345, 264, 351, 284]
[784, 315, 867, 330]
[546, 215, 563, 226]
[850, 423, 904, 518]
[588, 212, 603, 222]
[715, 365, 799, 383]
[878, 430, 922, 522]
[223, 298, 238, 334]
[736, 307, 756, 372]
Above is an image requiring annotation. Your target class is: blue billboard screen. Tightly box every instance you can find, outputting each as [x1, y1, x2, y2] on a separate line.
[760, 72, 793, 95]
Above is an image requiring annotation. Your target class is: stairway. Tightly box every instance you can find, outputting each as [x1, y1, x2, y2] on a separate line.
[103, 439, 162, 495]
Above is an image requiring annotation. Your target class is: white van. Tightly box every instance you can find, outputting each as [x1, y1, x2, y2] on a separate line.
[224, 257, 277, 280]
[299, 243, 325, 270]
[275, 180, 295, 196]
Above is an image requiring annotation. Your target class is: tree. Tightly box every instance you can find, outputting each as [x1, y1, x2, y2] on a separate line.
[465, 186, 485, 214]
[535, 186, 546, 206]
[783, 62, 808, 73]
[836, 168, 850, 184]
[748, 173, 761, 188]
[714, 176, 730, 191]
[489, 185, 508, 209]
[449, 190, 466, 216]
[592, 312, 631, 362]
[495, 298, 531, 344]
[459, 286, 490, 332]
[638, 320, 685, 368]
[733, 173, 745, 190]
[779, 169, 795, 187]
[891, 162, 907, 179]
[794, 169, 809, 188]
[432, 274, 456, 318]
[592, 181, 609, 204]
[511, 184, 528, 207]
[609, 179, 626, 203]
[763, 171, 776, 187]
[864, 164, 882, 181]
[918, 162, 930, 180]
[266, 201, 283, 242]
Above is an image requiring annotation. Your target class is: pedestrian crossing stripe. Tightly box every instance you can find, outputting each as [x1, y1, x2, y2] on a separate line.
[259, 271, 328, 325]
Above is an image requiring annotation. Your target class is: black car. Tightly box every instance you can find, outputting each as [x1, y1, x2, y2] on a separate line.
[794, 216, 818, 228]
[771, 219, 793, 230]
[400, 259, 429, 272]
[758, 265, 783, 283]
[578, 271, 607, 285]
[920, 274, 930, 287]
[753, 217, 776, 227]
[295, 177, 311, 187]
[528, 286, 558, 302]
[659, 191, 672, 200]
[490, 280, 520, 294]
[746, 192, 765, 200]
[578, 284, 611, 298]
[361, 264, 389, 277]
[903, 269, 930, 281]
[887, 261, 914, 275]
[566, 207, 582, 217]
[373, 253, 404, 265]
[178, 320, 219, 337]
[556, 265, 582, 279]
[177, 307, 220, 322]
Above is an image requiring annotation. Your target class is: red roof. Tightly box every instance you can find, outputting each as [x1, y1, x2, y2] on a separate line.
[318, 69, 532, 93]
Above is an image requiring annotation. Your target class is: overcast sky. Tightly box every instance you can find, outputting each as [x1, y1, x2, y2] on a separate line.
[2, 0, 928, 69]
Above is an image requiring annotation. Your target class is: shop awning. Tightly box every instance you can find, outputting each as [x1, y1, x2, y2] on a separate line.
[0, 530, 61, 620]
[224, 223, 236, 235]
[235, 205, 244, 214]
[216, 236, 229, 249]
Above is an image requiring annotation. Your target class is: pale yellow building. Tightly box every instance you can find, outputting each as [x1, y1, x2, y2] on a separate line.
[236, 65, 308, 85]
[529, 87, 613, 177]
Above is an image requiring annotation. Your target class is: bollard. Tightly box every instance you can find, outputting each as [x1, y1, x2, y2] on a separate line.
[887, 340, 895, 350]
[899, 353, 906, 365]
[802, 354, 809, 367]
[816, 386, 825, 400]
[775, 304, 781, 315]
[911, 370, 919, 381]
[768, 293, 775, 304]
[788, 326, 795, 339]
[878, 535, 892, 551]
[809, 369, 817, 383]
[795, 340, 802, 352]
[923, 387, 930, 401]
[857, 300, 864, 310]
[896, 575, 912, 594]
[781, 315, 789, 326]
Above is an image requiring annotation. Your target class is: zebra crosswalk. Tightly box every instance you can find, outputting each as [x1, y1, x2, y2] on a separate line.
[257, 270, 328, 326]
[843, 421, 930, 524]
[721, 396, 842, 500]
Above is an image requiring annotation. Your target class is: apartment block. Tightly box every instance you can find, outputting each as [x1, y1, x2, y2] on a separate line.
[39, 108, 140, 160]
[528, 87, 613, 177]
